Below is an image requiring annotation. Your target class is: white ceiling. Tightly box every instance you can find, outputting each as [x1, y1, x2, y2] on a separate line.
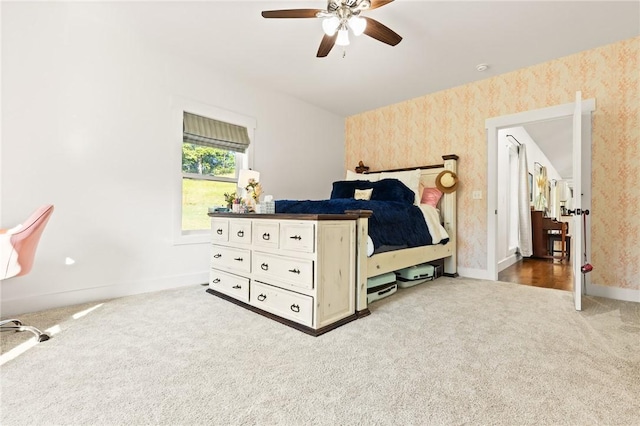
[522, 117, 574, 179]
[93, 0, 640, 117]
[65, 1, 639, 177]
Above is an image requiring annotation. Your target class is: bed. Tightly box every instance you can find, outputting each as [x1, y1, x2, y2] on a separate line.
[276, 154, 458, 316]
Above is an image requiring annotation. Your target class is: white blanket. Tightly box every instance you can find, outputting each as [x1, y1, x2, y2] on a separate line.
[366, 204, 450, 257]
[418, 204, 450, 245]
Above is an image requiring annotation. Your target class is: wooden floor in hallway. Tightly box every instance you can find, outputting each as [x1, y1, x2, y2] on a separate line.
[498, 257, 573, 291]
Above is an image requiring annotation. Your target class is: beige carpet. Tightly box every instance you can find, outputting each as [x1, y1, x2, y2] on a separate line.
[1, 277, 639, 425]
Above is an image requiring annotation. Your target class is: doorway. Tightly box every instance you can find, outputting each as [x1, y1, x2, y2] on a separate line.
[495, 123, 573, 290]
[485, 99, 595, 294]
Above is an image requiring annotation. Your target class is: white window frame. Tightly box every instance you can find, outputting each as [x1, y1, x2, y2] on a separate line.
[172, 97, 256, 245]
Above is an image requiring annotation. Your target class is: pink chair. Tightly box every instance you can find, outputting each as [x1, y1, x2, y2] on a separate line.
[1, 205, 54, 342]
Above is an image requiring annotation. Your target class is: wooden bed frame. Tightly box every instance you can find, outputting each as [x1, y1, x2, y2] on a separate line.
[349, 154, 458, 316]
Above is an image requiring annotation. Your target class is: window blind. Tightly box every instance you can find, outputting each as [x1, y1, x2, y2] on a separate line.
[183, 112, 250, 153]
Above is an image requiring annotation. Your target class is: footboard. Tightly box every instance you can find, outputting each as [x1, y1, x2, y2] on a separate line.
[347, 154, 459, 314]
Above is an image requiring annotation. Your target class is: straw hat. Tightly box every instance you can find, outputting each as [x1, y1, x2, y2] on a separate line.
[435, 170, 459, 193]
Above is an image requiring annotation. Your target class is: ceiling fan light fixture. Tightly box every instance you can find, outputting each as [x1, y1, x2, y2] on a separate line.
[322, 16, 340, 36]
[261, 0, 402, 57]
[348, 15, 367, 36]
[336, 27, 350, 46]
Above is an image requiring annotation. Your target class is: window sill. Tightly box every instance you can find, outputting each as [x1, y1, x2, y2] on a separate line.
[174, 231, 211, 246]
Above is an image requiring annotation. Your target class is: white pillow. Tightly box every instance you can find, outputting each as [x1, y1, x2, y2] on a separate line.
[380, 169, 421, 205]
[346, 169, 380, 182]
[354, 188, 373, 200]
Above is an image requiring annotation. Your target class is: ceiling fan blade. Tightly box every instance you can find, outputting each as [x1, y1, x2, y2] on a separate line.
[261, 9, 322, 19]
[362, 17, 402, 46]
[369, 0, 394, 10]
[317, 34, 337, 57]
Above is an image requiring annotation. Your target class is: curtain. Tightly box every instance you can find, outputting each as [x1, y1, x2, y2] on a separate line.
[518, 145, 533, 256]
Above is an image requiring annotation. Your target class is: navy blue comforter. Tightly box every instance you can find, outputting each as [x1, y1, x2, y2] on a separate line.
[275, 199, 436, 252]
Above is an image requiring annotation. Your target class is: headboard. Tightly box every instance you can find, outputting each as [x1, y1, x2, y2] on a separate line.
[356, 155, 458, 207]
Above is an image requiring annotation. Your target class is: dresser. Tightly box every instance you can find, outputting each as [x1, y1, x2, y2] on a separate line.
[207, 213, 358, 336]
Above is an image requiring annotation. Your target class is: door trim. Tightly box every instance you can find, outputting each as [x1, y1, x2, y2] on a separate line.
[485, 99, 596, 282]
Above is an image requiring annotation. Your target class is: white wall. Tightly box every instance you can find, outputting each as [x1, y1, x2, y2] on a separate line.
[1, 3, 345, 316]
[501, 128, 563, 185]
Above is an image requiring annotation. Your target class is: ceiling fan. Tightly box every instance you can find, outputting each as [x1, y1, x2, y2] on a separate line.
[261, 0, 402, 57]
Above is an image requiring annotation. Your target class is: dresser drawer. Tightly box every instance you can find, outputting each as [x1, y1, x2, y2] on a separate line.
[210, 269, 249, 303]
[252, 220, 280, 249]
[253, 251, 314, 290]
[211, 218, 229, 242]
[280, 222, 315, 253]
[250, 281, 313, 327]
[229, 220, 252, 245]
[211, 244, 251, 274]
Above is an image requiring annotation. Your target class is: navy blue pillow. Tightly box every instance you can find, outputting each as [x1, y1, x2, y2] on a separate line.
[371, 179, 415, 204]
[330, 179, 414, 204]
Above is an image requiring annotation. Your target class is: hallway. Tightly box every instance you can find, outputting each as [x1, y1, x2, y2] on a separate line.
[498, 258, 573, 291]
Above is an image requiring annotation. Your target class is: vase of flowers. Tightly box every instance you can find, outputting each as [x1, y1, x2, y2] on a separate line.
[223, 192, 238, 210]
[535, 174, 547, 211]
[245, 178, 262, 202]
[245, 178, 262, 212]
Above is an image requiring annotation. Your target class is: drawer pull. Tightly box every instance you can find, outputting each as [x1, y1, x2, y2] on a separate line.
[288, 268, 301, 274]
[290, 304, 300, 313]
[216, 229, 223, 235]
[212, 278, 220, 284]
[257, 294, 267, 302]
[237, 230, 244, 237]
[289, 235, 301, 240]
[234, 257, 243, 262]
[232, 284, 241, 289]
[262, 232, 270, 240]
[213, 254, 222, 259]
[260, 263, 269, 271]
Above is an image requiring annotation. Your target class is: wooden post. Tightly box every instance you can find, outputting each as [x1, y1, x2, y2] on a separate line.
[345, 210, 372, 317]
[442, 155, 458, 276]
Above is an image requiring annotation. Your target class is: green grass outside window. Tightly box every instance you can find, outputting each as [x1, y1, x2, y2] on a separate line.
[182, 179, 237, 230]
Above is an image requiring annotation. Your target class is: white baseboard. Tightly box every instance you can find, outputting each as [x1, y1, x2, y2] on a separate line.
[498, 253, 521, 272]
[0, 271, 210, 317]
[586, 283, 640, 303]
[457, 267, 494, 281]
[5, 270, 636, 318]
[456, 267, 639, 304]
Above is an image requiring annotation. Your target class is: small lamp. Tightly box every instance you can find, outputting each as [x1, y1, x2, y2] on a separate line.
[238, 169, 260, 194]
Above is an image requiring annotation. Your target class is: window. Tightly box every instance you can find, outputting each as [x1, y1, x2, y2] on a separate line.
[174, 100, 255, 244]
[182, 144, 243, 231]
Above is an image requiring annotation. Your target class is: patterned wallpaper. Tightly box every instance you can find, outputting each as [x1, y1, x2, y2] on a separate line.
[345, 36, 639, 290]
